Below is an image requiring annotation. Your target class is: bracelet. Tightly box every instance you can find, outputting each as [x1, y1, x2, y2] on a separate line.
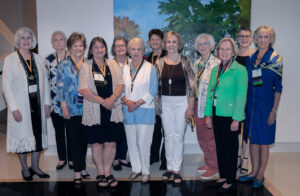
[272, 109, 277, 113]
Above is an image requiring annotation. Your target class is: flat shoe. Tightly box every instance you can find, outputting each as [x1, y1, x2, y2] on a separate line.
[56, 161, 67, 170]
[238, 174, 256, 182]
[113, 163, 122, 171]
[142, 174, 150, 183]
[120, 161, 131, 168]
[252, 178, 264, 189]
[129, 172, 142, 180]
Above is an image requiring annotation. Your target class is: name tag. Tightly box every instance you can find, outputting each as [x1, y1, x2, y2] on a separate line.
[29, 84, 37, 93]
[252, 68, 263, 87]
[94, 73, 104, 82]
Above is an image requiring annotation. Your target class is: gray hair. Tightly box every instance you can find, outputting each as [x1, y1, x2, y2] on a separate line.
[51, 31, 67, 43]
[216, 37, 239, 59]
[194, 33, 216, 51]
[14, 27, 37, 49]
[253, 25, 276, 48]
[128, 37, 145, 53]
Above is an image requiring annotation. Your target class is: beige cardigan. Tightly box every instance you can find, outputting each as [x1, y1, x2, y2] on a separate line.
[78, 59, 124, 126]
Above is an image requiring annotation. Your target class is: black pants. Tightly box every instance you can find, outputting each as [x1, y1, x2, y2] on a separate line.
[65, 116, 87, 172]
[150, 115, 166, 165]
[114, 123, 128, 160]
[51, 112, 72, 162]
[213, 113, 239, 184]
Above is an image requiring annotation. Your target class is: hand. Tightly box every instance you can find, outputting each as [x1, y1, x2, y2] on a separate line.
[62, 107, 71, 119]
[205, 116, 212, 129]
[184, 107, 193, 119]
[230, 120, 239, 131]
[44, 105, 51, 118]
[267, 110, 276, 126]
[126, 100, 138, 112]
[13, 110, 22, 122]
[102, 96, 115, 111]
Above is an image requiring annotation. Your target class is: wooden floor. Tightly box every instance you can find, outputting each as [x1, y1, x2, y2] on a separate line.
[0, 131, 299, 196]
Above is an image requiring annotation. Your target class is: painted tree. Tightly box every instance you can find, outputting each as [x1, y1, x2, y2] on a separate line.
[114, 16, 141, 40]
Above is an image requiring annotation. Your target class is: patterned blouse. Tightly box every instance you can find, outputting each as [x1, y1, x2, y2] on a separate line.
[194, 54, 220, 118]
[56, 56, 83, 116]
[45, 53, 67, 113]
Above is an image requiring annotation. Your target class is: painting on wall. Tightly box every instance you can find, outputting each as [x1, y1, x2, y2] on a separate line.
[114, 0, 251, 58]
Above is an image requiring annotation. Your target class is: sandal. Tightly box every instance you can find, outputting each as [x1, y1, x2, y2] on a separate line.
[240, 158, 249, 174]
[162, 171, 173, 182]
[173, 173, 182, 184]
[74, 178, 83, 184]
[82, 173, 91, 179]
[107, 174, 118, 188]
[96, 175, 108, 188]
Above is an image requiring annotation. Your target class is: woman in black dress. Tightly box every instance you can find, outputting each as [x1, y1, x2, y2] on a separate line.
[79, 37, 124, 188]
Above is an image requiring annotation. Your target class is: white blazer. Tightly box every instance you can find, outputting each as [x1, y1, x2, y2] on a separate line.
[2, 51, 50, 153]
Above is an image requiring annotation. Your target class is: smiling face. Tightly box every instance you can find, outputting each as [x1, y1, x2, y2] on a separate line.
[237, 30, 252, 48]
[52, 33, 66, 51]
[149, 34, 162, 50]
[115, 39, 127, 57]
[91, 41, 107, 60]
[165, 35, 179, 54]
[196, 36, 211, 56]
[19, 31, 33, 51]
[257, 29, 271, 50]
[218, 41, 234, 63]
[69, 40, 85, 59]
[129, 41, 143, 63]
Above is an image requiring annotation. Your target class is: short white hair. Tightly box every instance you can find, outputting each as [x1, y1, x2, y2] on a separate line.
[14, 27, 37, 49]
[128, 37, 145, 53]
[194, 33, 216, 51]
[253, 25, 276, 48]
[51, 31, 67, 43]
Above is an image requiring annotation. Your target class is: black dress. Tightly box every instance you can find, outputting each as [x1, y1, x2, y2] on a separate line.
[84, 62, 120, 144]
[18, 52, 43, 153]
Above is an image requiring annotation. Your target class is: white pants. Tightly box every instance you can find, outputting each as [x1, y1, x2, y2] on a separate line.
[161, 96, 188, 172]
[124, 124, 154, 175]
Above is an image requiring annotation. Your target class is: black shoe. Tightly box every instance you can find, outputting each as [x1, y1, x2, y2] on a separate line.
[29, 167, 50, 178]
[209, 180, 226, 188]
[21, 169, 33, 181]
[113, 163, 122, 171]
[68, 162, 74, 170]
[217, 183, 237, 192]
[56, 161, 67, 170]
[159, 163, 167, 170]
[119, 161, 131, 168]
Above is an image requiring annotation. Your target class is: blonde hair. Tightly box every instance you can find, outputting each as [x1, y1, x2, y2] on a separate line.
[253, 25, 276, 48]
[216, 37, 238, 59]
[162, 31, 183, 52]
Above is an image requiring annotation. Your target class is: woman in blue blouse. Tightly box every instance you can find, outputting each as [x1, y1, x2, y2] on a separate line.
[57, 32, 90, 184]
[121, 37, 158, 183]
[45, 31, 72, 170]
[239, 25, 283, 189]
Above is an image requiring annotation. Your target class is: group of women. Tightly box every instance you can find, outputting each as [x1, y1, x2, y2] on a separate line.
[2, 24, 282, 192]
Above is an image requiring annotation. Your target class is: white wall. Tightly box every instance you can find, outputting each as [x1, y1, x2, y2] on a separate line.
[36, 0, 114, 58]
[251, 0, 300, 142]
[36, 0, 300, 153]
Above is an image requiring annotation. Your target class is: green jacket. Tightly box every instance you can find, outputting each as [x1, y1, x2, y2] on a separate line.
[204, 60, 248, 121]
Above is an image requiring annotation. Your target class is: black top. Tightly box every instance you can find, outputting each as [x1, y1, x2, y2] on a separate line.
[235, 55, 248, 66]
[145, 50, 167, 65]
[161, 62, 186, 96]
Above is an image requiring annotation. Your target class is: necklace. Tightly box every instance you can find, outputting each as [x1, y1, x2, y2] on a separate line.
[94, 59, 106, 77]
[151, 50, 162, 65]
[166, 62, 177, 95]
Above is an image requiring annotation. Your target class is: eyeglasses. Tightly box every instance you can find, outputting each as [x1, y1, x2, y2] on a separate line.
[219, 48, 232, 52]
[237, 35, 251, 39]
[115, 44, 126, 48]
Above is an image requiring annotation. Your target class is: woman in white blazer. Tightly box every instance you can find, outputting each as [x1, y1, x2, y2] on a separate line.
[2, 27, 51, 181]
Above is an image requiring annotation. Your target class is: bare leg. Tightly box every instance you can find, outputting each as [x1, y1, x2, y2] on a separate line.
[249, 144, 260, 177]
[241, 138, 250, 170]
[103, 142, 117, 186]
[237, 136, 242, 167]
[256, 145, 269, 180]
[92, 143, 105, 175]
[18, 154, 30, 177]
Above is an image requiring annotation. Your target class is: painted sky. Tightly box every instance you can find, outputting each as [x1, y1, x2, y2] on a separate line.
[114, 0, 168, 41]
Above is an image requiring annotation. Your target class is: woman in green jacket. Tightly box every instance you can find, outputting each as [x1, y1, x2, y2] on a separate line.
[204, 37, 248, 192]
